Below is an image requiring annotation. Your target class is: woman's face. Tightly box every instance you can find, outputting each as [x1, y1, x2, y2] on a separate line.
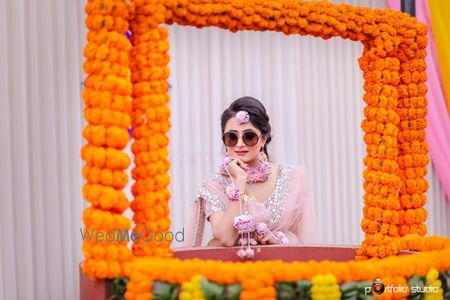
[223, 117, 267, 163]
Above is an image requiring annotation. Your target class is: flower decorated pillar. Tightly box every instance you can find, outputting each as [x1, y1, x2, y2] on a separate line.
[357, 9, 429, 259]
[81, 0, 134, 279]
[129, 0, 173, 258]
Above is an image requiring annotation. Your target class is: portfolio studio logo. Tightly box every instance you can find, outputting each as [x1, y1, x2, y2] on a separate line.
[371, 278, 385, 295]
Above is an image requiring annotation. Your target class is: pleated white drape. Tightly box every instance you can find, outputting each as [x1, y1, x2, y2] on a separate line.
[0, 0, 85, 299]
[0, 0, 448, 299]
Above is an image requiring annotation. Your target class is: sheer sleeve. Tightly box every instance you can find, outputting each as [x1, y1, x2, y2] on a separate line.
[199, 179, 229, 221]
[183, 175, 230, 247]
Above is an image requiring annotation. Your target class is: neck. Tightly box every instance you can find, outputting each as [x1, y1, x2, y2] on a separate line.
[247, 157, 261, 168]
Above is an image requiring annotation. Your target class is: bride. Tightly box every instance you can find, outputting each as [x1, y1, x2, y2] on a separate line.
[184, 96, 318, 253]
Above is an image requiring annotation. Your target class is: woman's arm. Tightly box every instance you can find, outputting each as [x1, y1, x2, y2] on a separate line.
[209, 176, 247, 246]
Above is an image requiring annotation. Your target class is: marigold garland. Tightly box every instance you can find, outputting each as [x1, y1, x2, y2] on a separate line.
[125, 242, 450, 299]
[81, 0, 133, 279]
[179, 275, 205, 300]
[129, 0, 173, 258]
[424, 269, 444, 300]
[311, 274, 341, 299]
[132, 0, 431, 260]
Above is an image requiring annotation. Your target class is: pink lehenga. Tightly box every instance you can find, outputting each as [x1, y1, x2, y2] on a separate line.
[183, 164, 319, 247]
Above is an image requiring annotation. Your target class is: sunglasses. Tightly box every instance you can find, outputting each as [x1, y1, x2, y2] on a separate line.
[222, 131, 262, 147]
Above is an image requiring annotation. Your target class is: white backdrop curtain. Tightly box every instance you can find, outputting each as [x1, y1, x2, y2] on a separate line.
[0, 0, 449, 299]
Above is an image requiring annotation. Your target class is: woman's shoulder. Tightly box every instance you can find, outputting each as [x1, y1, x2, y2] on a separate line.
[277, 163, 308, 175]
[276, 164, 310, 185]
[195, 171, 231, 203]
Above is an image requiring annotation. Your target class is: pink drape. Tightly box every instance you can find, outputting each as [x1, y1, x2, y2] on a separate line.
[386, 0, 450, 202]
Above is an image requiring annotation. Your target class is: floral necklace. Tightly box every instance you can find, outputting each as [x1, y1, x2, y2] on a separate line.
[219, 154, 272, 184]
[244, 162, 271, 184]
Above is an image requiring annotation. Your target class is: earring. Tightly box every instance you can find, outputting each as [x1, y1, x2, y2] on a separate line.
[258, 151, 268, 163]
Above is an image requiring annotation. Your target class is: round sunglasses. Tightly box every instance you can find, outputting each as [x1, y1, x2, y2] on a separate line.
[222, 131, 262, 147]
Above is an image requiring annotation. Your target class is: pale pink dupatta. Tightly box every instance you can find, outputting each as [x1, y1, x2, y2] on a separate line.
[183, 177, 230, 247]
[183, 197, 205, 247]
[277, 166, 319, 245]
[183, 165, 319, 247]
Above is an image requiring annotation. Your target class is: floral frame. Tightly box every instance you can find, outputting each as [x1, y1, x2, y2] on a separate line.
[81, 0, 450, 298]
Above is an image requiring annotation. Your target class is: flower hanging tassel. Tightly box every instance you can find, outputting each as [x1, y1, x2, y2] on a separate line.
[234, 214, 256, 260]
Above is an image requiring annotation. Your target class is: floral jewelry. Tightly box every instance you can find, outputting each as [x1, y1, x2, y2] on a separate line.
[219, 155, 234, 174]
[233, 214, 256, 260]
[258, 151, 268, 163]
[219, 154, 272, 184]
[233, 214, 257, 234]
[246, 156, 271, 184]
[235, 110, 250, 124]
[238, 237, 258, 246]
[256, 223, 288, 244]
[225, 182, 240, 201]
[273, 231, 289, 244]
[256, 222, 269, 237]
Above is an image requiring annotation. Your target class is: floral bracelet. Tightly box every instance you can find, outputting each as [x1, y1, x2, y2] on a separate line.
[273, 231, 289, 244]
[225, 182, 241, 201]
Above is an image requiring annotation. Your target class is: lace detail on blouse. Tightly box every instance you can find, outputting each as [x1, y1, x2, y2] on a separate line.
[266, 164, 292, 229]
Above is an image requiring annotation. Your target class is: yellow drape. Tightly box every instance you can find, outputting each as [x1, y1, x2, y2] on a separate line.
[428, 0, 450, 113]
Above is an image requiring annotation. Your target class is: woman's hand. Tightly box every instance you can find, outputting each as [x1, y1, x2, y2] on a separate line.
[255, 232, 278, 245]
[226, 158, 248, 182]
